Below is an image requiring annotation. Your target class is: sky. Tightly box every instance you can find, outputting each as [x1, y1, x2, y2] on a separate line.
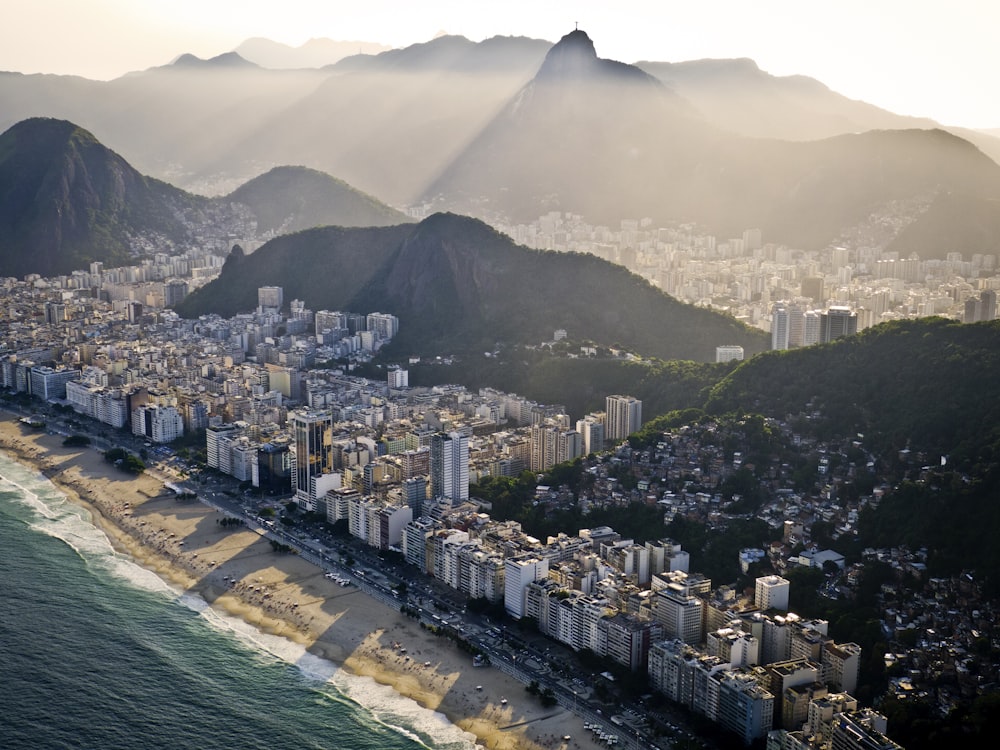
[2, 0, 999, 130]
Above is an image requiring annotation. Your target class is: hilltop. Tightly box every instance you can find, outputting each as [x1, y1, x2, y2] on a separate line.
[0, 119, 408, 277]
[176, 212, 769, 362]
[0, 118, 200, 276]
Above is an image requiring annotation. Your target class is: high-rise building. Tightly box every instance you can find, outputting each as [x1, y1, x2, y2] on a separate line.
[606, 395, 642, 442]
[403, 476, 427, 518]
[755, 575, 791, 612]
[504, 556, 549, 619]
[715, 345, 744, 363]
[981, 290, 997, 321]
[771, 304, 790, 350]
[820, 307, 858, 343]
[258, 286, 283, 312]
[387, 366, 409, 389]
[164, 279, 189, 307]
[803, 310, 821, 346]
[291, 409, 334, 511]
[831, 709, 903, 750]
[576, 416, 606, 456]
[430, 431, 469, 505]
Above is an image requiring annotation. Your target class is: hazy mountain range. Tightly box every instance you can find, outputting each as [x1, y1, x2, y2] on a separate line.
[3, 28, 1000, 254]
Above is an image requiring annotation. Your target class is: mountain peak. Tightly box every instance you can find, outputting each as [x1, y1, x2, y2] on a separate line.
[536, 28, 598, 78]
[171, 51, 257, 69]
[535, 28, 655, 85]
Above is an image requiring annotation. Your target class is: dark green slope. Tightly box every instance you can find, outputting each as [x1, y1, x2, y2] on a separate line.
[354, 213, 767, 360]
[704, 317, 1000, 466]
[0, 117, 198, 276]
[174, 223, 414, 319]
[178, 212, 769, 362]
[225, 166, 410, 233]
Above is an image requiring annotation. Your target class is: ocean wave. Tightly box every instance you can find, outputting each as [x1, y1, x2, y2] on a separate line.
[192, 605, 477, 749]
[0, 452, 176, 597]
[0, 449, 477, 750]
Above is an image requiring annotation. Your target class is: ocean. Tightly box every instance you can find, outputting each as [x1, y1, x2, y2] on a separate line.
[0, 450, 478, 750]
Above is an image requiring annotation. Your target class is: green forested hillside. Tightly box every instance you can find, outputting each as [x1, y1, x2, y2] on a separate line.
[704, 317, 1000, 468]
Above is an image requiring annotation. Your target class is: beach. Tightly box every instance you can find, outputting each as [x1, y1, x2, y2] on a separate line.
[0, 411, 604, 750]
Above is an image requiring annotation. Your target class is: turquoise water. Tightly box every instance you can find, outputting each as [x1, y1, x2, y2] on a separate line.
[0, 451, 478, 750]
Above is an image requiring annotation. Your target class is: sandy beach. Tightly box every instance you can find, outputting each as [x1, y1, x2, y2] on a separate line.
[0, 411, 606, 750]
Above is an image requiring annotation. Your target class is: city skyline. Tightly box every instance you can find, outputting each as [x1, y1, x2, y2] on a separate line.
[2, 1, 999, 129]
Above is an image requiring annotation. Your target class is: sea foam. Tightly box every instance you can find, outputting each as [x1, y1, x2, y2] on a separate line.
[0, 449, 478, 750]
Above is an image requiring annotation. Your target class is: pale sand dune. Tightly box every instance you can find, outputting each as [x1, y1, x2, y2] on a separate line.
[0, 412, 603, 750]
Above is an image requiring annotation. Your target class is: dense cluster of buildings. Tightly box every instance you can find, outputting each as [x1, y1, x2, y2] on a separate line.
[0, 224, 935, 748]
[490, 204, 999, 349]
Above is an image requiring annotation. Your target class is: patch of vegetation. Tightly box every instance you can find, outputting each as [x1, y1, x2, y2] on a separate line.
[102, 447, 145, 475]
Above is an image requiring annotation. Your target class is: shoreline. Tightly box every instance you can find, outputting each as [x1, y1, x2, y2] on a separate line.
[0, 411, 601, 750]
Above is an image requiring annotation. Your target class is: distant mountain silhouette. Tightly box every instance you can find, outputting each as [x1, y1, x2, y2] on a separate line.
[637, 57, 1000, 166]
[0, 119, 408, 277]
[226, 166, 410, 233]
[168, 52, 259, 70]
[426, 29, 1000, 248]
[333, 34, 550, 73]
[176, 212, 769, 362]
[235, 37, 390, 69]
[3, 29, 1000, 254]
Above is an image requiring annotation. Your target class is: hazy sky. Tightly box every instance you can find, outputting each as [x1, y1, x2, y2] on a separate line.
[2, 0, 998, 129]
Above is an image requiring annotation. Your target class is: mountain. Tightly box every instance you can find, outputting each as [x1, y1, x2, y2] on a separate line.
[4, 29, 1000, 253]
[636, 57, 1000, 168]
[176, 212, 769, 362]
[423, 29, 711, 222]
[426, 29, 1000, 249]
[703, 317, 1000, 462]
[0, 35, 550, 199]
[887, 191, 1000, 260]
[168, 52, 259, 70]
[0, 119, 410, 277]
[225, 166, 410, 234]
[0, 117, 201, 277]
[636, 58, 936, 141]
[332, 34, 550, 73]
[234, 37, 391, 69]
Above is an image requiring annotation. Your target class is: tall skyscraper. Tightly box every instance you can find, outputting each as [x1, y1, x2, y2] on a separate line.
[715, 345, 744, 363]
[820, 306, 858, 343]
[981, 290, 997, 321]
[258, 286, 284, 313]
[755, 575, 791, 612]
[291, 409, 334, 511]
[771, 303, 790, 350]
[430, 431, 469, 505]
[576, 416, 606, 455]
[606, 395, 642, 442]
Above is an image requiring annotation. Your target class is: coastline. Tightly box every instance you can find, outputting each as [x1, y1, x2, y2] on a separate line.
[0, 411, 600, 750]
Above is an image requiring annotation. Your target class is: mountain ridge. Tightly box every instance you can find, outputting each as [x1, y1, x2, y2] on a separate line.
[177, 211, 770, 362]
[0, 119, 408, 277]
[424, 30, 1000, 248]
